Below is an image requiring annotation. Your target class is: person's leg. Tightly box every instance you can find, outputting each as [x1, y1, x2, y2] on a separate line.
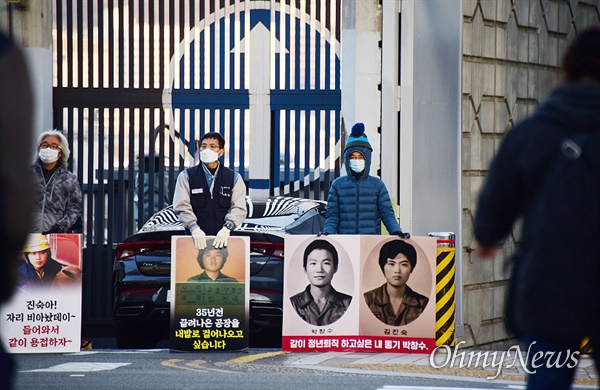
[522, 336, 579, 390]
[0, 341, 15, 390]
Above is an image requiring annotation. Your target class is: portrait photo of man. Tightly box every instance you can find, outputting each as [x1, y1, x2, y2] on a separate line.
[363, 240, 428, 326]
[18, 234, 82, 289]
[188, 241, 238, 283]
[290, 239, 352, 326]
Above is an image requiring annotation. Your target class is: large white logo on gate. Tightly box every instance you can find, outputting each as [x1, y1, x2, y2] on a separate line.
[163, 2, 341, 199]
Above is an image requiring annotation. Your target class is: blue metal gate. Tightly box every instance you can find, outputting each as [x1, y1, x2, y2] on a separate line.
[52, 0, 342, 324]
[164, 1, 342, 199]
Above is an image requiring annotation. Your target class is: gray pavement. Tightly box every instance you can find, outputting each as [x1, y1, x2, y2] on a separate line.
[82, 326, 598, 387]
[284, 350, 598, 387]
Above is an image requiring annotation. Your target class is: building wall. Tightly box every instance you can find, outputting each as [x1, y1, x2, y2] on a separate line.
[342, 0, 383, 172]
[461, 0, 600, 347]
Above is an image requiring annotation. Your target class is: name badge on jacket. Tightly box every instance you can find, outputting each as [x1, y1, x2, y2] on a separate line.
[191, 188, 203, 194]
[220, 186, 232, 197]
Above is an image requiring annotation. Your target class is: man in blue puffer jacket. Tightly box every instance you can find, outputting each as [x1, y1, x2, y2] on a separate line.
[323, 123, 409, 237]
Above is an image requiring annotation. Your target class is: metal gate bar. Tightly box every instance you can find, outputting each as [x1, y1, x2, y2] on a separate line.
[53, 0, 342, 324]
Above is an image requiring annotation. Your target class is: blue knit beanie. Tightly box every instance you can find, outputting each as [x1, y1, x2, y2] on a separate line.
[344, 123, 372, 152]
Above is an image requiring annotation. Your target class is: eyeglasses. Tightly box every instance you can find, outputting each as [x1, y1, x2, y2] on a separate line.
[40, 143, 61, 150]
[200, 143, 220, 151]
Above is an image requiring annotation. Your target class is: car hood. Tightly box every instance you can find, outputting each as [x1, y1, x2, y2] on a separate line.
[139, 196, 325, 235]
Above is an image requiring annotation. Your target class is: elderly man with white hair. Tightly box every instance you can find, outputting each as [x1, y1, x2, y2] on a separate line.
[32, 130, 82, 234]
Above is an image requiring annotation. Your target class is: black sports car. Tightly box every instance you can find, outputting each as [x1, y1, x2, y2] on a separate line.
[112, 196, 325, 348]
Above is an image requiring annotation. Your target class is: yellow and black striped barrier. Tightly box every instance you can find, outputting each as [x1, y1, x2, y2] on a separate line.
[428, 232, 456, 346]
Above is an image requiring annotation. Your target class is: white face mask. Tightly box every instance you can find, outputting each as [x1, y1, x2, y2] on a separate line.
[349, 159, 365, 173]
[39, 148, 60, 164]
[200, 149, 220, 163]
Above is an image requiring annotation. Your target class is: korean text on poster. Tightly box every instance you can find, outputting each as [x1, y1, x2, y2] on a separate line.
[170, 236, 250, 351]
[1, 233, 83, 353]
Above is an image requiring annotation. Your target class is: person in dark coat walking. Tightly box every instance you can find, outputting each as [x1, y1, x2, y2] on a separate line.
[474, 28, 600, 389]
[0, 30, 34, 390]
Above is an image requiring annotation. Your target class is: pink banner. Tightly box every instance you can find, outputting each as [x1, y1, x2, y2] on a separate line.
[282, 235, 437, 353]
[282, 335, 436, 353]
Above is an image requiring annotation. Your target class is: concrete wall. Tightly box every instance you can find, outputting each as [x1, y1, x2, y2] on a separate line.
[461, 0, 600, 347]
[398, 0, 465, 337]
[342, 0, 383, 174]
[378, 0, 600, 348]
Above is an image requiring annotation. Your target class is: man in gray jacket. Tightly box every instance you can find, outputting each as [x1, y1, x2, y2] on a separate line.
[31, 130, 82, 234]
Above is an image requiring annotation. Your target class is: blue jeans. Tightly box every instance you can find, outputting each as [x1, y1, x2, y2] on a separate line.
[522, 335, 598, 390]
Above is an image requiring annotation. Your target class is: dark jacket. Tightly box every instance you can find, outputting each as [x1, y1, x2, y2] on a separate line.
[363, 284, 429, 326]
[474, 83, 600, 344]
[31, 161, 82, 233]
[187, 164, 234, 235]
[323, 143, 401, 234]
[0, 32, 34, 304]
[290, 285, 352, 326]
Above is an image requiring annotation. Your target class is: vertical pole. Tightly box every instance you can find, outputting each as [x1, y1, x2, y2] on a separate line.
[429, 232, 456, 346]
